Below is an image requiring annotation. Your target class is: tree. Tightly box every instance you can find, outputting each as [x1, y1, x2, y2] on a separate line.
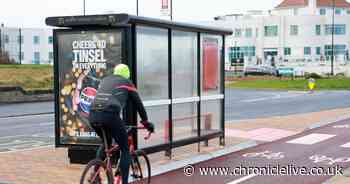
[0, 50, 15, 64]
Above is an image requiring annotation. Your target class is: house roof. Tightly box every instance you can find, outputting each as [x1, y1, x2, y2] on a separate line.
[276, 0, 309, 8]
[276, 0, 350, 8]
[317, 0, 350, 8]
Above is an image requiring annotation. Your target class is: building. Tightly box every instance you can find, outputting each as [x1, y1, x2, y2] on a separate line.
[211, 0, 350, 75]
[0, 25, 53, 64]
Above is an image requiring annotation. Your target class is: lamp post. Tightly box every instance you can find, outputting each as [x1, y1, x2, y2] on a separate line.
[83, 0, 86, 15]
[331, 0, 335, 75]
[136, 0, 139, 16]
[170, 0, 173, 21]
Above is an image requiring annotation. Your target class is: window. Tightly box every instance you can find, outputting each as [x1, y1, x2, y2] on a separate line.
[49, 52, 53, 60]
[172, 31, 197, 98]
[335, 9, 341, 15]
[325, 24, 346, 35]
[290, 25, 298, 36]
[4, 35, 9, 43]
[293, 8, 298, 16]
[136, 26, 168, 101]
[33, 52, 40, 64]
[33, 36, 40, 44]
[234, 28, 242, 37]
[325, 45, 346, 56]
[347, 9, 350, 15]
[229, 46, 255, 61]
[48, 36, 53, 44]
[284, 48, 291, 56]
[316, 47, 321, 55]
[20, 52, 24, 60]
[316, 25, 321, 35]
[256, 28, 259, 37]
[264, 25, 278, 37]
[320, 8, 326, 15]
[245, 28, 252, 38]
[17, 35, 23, 44]
[304, 47, 311, 55]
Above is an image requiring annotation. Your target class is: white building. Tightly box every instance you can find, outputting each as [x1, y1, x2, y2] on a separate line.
[0, 25, 53, 64]
[210, 0, 350, 75]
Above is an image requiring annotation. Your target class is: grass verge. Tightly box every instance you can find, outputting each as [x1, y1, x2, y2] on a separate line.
[226, 77, 350, 91]
[0, 64, 53, 92]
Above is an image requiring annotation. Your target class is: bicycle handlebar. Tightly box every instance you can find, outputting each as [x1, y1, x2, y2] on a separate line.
[125, 125, 153, 140]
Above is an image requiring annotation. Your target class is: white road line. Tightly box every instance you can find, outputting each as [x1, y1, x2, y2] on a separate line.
[286, 133, 336, 145]
[39, 122, 54, 126]
[0, 121, 54, 130]
[0, 113, 53, 120]
[0, 145, 53, 154]
[341, 142, 350, 148]
[0, 134, 28, 139]
[241, 93, 303, 103]
[227, 174, 257, 184]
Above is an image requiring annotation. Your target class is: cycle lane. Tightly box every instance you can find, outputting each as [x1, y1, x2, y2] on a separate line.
[150, 118, 350, 184]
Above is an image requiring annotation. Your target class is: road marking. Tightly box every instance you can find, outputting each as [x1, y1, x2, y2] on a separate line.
[0, 145, 53, 154]
[333, 125, 350, 128]
[0, 122, 54, 130]
[39, 122, 54, 126]
[227, 174, 257, 184]
[241, 93, 304, 103]
[341, 142, 350, 148]
[310, 154, 350, 165]
[0, 113, 53, 120]
[286, 133, 336, 145]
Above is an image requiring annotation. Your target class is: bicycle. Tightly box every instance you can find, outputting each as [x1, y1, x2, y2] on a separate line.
[80, 124, 152, 184]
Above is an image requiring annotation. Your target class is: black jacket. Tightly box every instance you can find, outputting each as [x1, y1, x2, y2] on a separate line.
[91, 75, 148, 121]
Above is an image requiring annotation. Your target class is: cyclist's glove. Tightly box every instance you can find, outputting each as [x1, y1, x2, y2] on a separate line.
[141, 120, 155, 133]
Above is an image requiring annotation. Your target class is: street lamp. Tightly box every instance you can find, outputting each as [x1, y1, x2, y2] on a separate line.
[331, 0, 335, 75]
[136, 0, 139, 16]
[170, 0, 173, 21]
[83, 0, 86, 15]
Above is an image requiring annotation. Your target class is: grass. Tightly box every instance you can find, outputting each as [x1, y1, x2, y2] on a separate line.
[0, 64, 53, 91]
[226, 77, 350, 91]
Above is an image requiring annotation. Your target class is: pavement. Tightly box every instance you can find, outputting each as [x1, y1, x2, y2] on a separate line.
[1, 107, 350, 184]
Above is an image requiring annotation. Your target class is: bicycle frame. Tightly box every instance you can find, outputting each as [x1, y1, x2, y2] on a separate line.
[82, 125, 151, 184]
[101, 126, 150, 180]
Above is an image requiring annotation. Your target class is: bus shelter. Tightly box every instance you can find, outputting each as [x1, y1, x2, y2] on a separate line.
[46, 14, 232, 163]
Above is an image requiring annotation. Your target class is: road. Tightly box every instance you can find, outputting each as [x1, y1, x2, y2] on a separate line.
[225, 89, 350, 120]
[0, 89, 350, 152]
[0, 102, 53, 118]
[0, 114, 54, 152]
[150, 118, 350, 184]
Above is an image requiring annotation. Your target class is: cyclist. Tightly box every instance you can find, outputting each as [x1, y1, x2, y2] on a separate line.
[89, 63, 154, 184]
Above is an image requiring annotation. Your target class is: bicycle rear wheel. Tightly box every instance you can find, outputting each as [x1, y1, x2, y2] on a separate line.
[80, 159, 113, 184]
[129, 150, 151, 184]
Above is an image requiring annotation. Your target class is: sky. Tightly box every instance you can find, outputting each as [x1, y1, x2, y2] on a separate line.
[0, 0, 282, 28]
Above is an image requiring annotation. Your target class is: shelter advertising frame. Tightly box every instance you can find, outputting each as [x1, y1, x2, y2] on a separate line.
[47, 14, 231, 158]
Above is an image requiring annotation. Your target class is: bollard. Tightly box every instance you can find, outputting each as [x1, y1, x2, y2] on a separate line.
[308, 78, 316, 93]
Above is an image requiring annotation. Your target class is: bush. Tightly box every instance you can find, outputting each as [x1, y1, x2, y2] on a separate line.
[305, 72, 322, 79]
[336, 73, 345, 77]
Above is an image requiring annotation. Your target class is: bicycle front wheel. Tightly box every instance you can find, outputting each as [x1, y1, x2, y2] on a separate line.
[129, 150, 151, 184]
[80, 159, 113, 184]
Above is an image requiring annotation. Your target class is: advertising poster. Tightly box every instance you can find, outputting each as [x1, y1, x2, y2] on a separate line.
[203, 38, 219, 91]
[56, 30, 123, 145]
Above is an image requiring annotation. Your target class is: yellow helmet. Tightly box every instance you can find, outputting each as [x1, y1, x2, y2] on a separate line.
[113, 64, 130, 79]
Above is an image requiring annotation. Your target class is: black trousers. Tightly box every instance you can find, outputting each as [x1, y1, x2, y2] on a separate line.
[90, 110, 131, 184]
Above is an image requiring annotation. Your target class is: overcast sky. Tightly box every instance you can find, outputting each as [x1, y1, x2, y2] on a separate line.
[1, 0, 283, 28]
